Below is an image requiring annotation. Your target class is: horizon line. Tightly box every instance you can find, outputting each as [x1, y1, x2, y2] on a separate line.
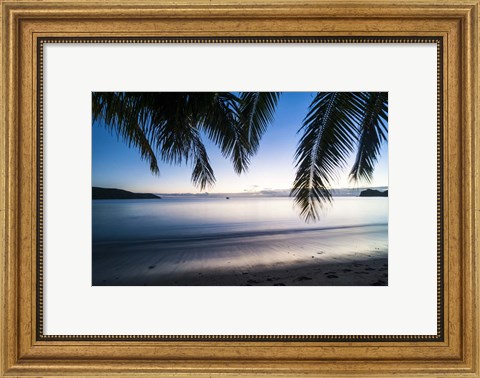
[92, 185, 388, 197]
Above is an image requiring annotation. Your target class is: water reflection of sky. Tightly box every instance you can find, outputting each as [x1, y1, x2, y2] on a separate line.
[92, 197, 387, 243]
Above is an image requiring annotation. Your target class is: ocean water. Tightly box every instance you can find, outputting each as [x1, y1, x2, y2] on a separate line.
[92, 196, 388, 244]
[92, 197, 388, 285]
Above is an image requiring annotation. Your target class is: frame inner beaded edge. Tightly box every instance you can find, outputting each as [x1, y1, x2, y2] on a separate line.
[36, 36, 444, 342]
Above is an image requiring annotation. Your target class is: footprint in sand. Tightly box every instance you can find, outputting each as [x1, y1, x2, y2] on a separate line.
[296, 276, 313, 281]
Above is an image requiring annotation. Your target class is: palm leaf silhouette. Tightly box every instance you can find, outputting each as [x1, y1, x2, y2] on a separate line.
[93, 92, 280, 189]
[349, 92, 388, 183]
[291, 92, 388, 220]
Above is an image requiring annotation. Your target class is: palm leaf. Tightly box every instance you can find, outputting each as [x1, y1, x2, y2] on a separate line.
[92, 92, 160, 174]
[291, 92, 365, 221]
[200, 92, 252, 174]
[190, 130, 216, 190]
[93, 92, 278, 188]
[238, 92, 280, 153]
[349, 92, 388, 183]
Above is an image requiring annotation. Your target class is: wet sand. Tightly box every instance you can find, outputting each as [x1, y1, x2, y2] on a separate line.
[93, 224, 388, 286]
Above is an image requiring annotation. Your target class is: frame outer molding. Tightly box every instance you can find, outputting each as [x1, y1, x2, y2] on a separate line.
[1, 0, 479, 376]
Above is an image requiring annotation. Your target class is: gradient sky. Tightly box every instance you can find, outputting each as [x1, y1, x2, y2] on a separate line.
[92, 92, 388, 194]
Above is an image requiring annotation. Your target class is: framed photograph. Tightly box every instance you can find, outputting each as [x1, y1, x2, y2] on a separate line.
[1, 0, 478, 376]
[92, 90, 389, 287]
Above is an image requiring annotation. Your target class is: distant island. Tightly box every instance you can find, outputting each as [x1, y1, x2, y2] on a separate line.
[92, 187, 161, 200]
[359, 189, 388, 197]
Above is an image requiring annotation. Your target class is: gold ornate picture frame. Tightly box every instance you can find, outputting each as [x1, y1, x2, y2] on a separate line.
[1, 0, 478, 376]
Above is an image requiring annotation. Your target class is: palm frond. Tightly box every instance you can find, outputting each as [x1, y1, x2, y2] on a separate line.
[291, 92, 365, 221]
[238, 92, 280, 152]
[190, 131, 216, 190]
[349, 92, 388, 183]
[92, 92, 160, 174]
[93, 92, 264, 188]
[200, 92, 252, 174]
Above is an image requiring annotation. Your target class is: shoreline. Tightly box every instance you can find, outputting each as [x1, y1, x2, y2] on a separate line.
[93, 224, 388, 286]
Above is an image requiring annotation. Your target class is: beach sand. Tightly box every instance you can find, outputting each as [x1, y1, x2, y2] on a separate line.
[93, 224, 388, 286]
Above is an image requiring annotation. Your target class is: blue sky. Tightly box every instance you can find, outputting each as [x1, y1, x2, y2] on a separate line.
[92, 92, 388, 194]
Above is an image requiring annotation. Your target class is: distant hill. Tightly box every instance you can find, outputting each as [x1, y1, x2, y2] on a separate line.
[359, 189, 388, 197]
[155, 186, 389, 198]
[92, 187, 161, 200]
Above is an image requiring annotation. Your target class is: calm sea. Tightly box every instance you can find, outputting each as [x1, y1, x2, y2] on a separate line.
[92, 196, 388, 244]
